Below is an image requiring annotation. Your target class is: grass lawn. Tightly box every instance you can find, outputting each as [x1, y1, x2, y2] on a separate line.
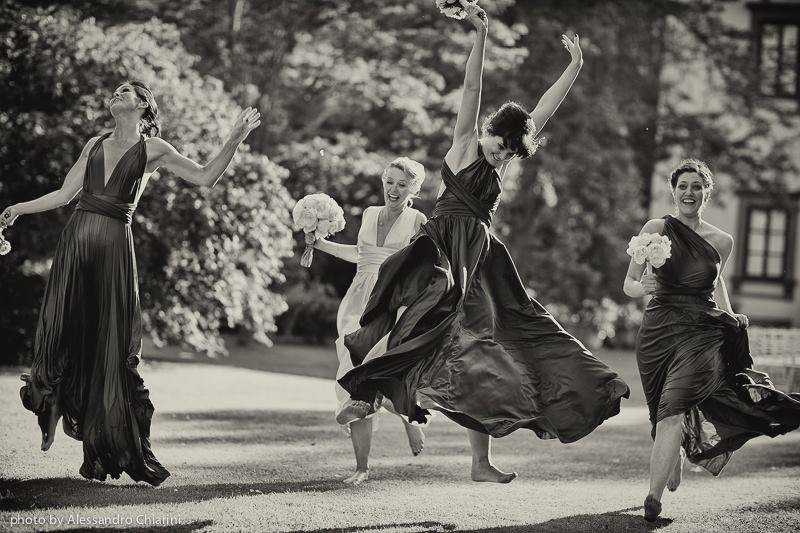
[0, 339, 798, 532]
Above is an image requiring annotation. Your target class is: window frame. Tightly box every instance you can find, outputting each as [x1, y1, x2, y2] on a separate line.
[734, 191, 798, 299]
[748, 2, 800, 101]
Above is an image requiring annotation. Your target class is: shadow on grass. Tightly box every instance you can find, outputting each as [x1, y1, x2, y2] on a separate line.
[289, 522, 457, 532]
[59, 520, 214, 532]
[0, 477, 344, 511]
[287, 509, 671, 533]
[454, 507, 672, 532]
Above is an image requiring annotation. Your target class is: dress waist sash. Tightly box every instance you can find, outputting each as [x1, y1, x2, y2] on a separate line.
[432, 189, 491, 226]
[357, 244, 396, 274]
[651, 292, 715, 307]
[76, 192, 136, 225]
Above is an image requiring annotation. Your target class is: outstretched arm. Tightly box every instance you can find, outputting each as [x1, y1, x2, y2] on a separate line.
[1, 136, 101, 226]
[450, 2, 489, 146]
[148, 107, 261, 188]
[314, 239, 358, 264]
[530, 34, 583, 135]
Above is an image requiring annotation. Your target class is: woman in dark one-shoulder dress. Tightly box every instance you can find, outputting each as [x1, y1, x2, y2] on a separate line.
[337, 3, 629, 483]
[0, 80, 261, 486]
[623, 159, 800, 521]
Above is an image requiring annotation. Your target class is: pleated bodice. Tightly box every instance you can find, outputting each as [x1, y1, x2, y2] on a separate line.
[75, 132, 147, 225]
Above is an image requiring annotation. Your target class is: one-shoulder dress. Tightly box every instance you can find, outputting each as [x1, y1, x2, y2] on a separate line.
[636, 215, 800, 474]
[20, 132, 169, 485]
[340, 146, 629, 441]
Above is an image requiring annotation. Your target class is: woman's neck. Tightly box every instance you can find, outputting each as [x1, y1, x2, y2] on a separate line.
[383, 203, 406, 218]
[675, 212, 702, 232]
[110, 116, 141, 141]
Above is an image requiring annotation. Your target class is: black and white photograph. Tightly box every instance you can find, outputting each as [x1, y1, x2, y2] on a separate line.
[1, 0, 799, 531]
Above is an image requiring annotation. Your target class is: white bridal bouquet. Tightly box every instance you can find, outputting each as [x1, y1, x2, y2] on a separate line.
[436, 0, 478, 20]
[626, 233, 671, 274]
[0, 224, 11, 256]
[292, 193, 346, 268]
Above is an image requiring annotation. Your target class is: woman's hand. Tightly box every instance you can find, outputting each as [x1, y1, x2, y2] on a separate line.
[640, 273, 658, 295]
[0, 205, 20, 228]
[461, 0, 488, 32]
[733, 313, 750, 329]
[561, 33, 582, 66]
[227, 107, 262, 145]
[738, 369, 775, 403]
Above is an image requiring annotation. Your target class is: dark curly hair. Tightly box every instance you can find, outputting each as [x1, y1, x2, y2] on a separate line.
[481, 101, 541, 159]
[128, 80, 161, 138]
[669, 158, 714, 197]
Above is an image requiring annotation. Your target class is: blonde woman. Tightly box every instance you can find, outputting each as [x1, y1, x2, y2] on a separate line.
[315, 157, 427, 485]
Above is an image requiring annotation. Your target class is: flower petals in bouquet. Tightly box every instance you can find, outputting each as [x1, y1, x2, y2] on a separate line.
[436, 0, 478, 20]
[626, 233, 671, 271]
[292, 193, 346, 267]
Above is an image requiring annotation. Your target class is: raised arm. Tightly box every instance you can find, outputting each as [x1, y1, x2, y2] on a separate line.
[529, 35, 583, 135]
[450, 3, 489, 147]
[1, 136, 101, 226]
[314, 239, 358, 264]
[623, 218, 664, 298]
[148, 107, 261, 188]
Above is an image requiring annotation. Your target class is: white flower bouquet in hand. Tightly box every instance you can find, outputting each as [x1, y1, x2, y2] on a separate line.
[626, 233, 671, 274]
[0, 225, 11, 256]
[436, 0, 478, 20]
[292, 193, 346, 268]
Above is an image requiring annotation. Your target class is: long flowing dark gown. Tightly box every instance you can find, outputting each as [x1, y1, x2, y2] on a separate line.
[20, 132, 169, 486]
[340, 146, 630, 441]
[636, 215, 800, 474]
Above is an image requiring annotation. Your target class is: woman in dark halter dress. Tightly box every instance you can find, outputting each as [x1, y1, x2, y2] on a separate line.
[623, 159, 800, 521]
[1, 80, 261, 485]
[337, 4, 629, 483]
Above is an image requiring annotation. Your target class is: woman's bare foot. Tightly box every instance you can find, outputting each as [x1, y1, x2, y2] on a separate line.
[404, 423, 424, 456]
[666, 447, 685, 492]
[336, 400, 371, 425]
[343, 469, 369, 485]
[471, 459, 517, 483]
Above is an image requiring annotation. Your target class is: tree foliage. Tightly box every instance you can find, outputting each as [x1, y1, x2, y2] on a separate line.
[4, 0, 796, 352]
[0, 2, 294, 361]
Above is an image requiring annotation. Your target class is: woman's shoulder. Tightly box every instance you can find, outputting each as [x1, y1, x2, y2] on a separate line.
[702, 221, 734, 255]
[145, 136, 172, 151]
[641, 217, 667, 233]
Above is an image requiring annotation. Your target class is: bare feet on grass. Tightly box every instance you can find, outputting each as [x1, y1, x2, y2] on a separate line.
[471, 459, 517, 483]
[404, 423, 424, 456]
[343, 470, 369, 485]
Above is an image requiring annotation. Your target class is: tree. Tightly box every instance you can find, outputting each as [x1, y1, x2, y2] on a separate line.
[0, 2, 294, 362]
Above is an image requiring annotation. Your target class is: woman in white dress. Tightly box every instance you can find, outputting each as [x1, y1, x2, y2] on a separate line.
[314, 157, 428, 485]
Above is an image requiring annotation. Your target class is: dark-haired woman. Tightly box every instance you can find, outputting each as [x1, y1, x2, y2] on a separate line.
[624, 159, 800, 522]
[1, 81, 260, 485]
[338, 4, 628, 483]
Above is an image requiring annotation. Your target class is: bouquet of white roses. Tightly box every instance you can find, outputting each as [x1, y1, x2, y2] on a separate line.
[292, 193, 346, 268]
[436, 0, 478, 20]
[626, 233, 671, 274]
[0, 224, 11, 256]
